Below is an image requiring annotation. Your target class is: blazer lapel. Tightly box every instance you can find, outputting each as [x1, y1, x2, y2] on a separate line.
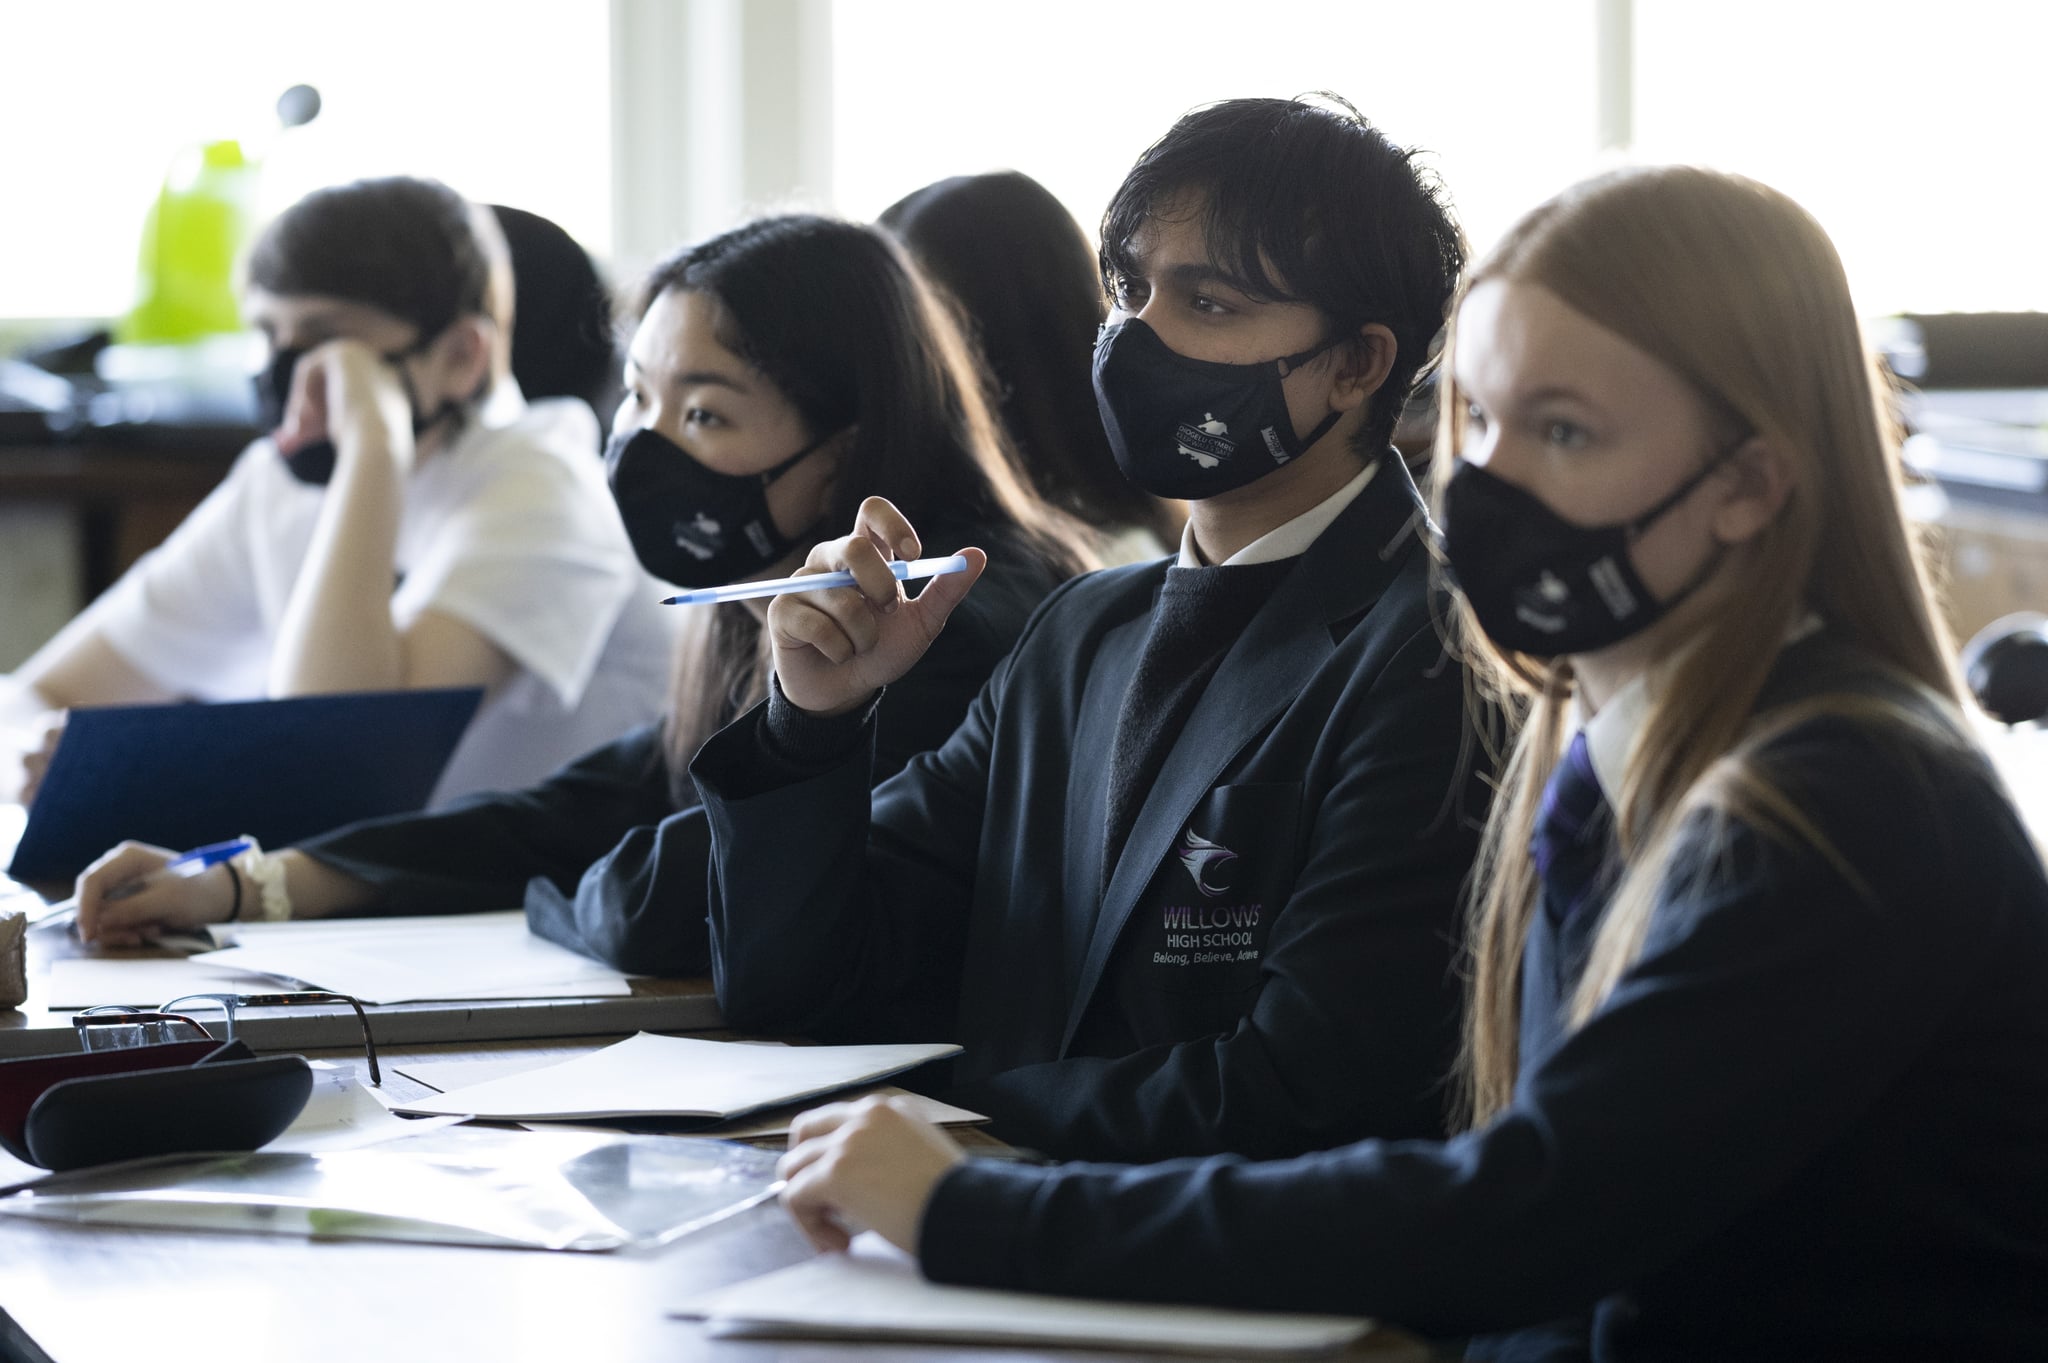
[1061, 598, 1157, 980]
[1059, 457, 1430, 1053]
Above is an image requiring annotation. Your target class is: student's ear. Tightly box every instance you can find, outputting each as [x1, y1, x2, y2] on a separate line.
[434, 317, 495, 403]
[1327, 324, 1398, 413]
[1710, 438, 1793, 545]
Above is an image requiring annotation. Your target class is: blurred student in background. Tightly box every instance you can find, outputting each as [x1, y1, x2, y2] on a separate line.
[6, 176, 669, 805]
[882, 170, 1181, 561]
[76, 214, 1093, 978]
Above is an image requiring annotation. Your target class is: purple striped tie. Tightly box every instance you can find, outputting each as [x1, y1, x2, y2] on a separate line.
[1530, 731, 1611, 928]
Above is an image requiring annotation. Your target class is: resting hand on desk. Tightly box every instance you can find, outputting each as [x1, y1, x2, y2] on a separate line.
[779, 1094, 966, 1254]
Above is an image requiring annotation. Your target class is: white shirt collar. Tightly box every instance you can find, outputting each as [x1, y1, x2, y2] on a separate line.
[1176, 459, 1380, 568]
[1576, 611, 1824, 799]
[476, 375, 528, 430]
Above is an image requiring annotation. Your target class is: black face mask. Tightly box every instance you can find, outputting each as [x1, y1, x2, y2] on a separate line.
[1092, 317, 1345, 500]
[1440, 446, 1738, 659]
[604, 425, 832, 588]
[253, 335, 464, 486]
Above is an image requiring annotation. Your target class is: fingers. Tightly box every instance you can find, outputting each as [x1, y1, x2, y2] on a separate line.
[73, 841, 174, 943]
[766, 534, 905, 667]
[775, 1095, 959, 1256]
[781, 1166, 854, 1254]
[18, 712, 62, 805]
[770, 594, 869, 667]
[277, 343, 333, 455]
[785, 1101, 857, 1149]
[901, 547, 987, 645]
[778, 1097, 884, 1254]
[853, 496, 920, 564]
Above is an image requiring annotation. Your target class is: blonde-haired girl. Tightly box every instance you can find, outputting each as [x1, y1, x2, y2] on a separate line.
[770, 167, 2048, 1362]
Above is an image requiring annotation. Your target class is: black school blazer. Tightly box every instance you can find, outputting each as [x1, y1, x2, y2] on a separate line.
[295, 513, 1072, 976]
[921, 638, 2048, 1363]
[695, 457, 1487, 1162]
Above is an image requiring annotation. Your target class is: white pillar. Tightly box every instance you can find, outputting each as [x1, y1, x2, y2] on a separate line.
[1595, 0, 1633, 152]
[608, 0, 835, 282]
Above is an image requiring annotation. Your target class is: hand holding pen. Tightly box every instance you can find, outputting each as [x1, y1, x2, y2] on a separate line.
[63, 837, 251, 947]
[764, 498, 986, 719]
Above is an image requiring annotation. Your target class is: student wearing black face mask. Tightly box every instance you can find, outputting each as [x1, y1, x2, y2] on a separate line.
[774, 167, 2048, 1363]
[688, 95, 1489, 1164]
[8, 177, 670, 809]
[74, 215, 1093, 966]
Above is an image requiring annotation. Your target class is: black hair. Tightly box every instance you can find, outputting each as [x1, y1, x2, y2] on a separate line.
[247, 176, 489, 339]
[881, 172, 1175, 543]
[490, 204, 618, 424]
[1100, 94, 1465, 452]
[631, 214, 1094, 796]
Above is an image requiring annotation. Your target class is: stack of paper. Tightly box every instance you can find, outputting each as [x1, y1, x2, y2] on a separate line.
[43, 954, 295, 1010]
[394, 1050, 988, 1140]
[677, 1233, 1377, 1356]
[190, 910, 633, 1004]
[265, 1062, 466, 1154]
[394, 1032, 961, 1123]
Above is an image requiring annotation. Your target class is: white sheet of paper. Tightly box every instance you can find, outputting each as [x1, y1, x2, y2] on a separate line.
[44, 954, 297, 1009]
[677, 1233, 1375, 1357]
[394, 1039, 797, 1100]
[394, 1032, 962, 1121]
[192, 910, 633, 1004]
[264, 1062, 466, 1153]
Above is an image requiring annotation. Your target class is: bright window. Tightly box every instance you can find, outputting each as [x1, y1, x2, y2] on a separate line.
[1632, 0, 2048, 316]
[0, 0, 610, 320]
[831, 0, 1601, 272]
[833, 0, 2047, 318]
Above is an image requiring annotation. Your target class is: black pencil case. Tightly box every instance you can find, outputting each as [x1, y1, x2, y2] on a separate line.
[0, 1039, 312, 1172]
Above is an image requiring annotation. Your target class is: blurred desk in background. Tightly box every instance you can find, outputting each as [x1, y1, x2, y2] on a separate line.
[0, 432, 242, 670]
[0, 434, 242, 599]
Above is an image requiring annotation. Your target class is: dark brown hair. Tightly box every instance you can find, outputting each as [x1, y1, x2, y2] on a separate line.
[882, 172, 1176, 543]
[247, 176, 489, 339]
[631, 214, 1094, 798]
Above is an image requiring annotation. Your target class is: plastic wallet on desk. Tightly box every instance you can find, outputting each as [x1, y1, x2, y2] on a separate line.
[0, 1127, 783, 1252]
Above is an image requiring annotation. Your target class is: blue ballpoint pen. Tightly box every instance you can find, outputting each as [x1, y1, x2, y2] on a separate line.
[660, 555, 972, 606]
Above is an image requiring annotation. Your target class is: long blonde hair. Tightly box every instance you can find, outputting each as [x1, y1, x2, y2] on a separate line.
[1437, 167, 1967, 1125]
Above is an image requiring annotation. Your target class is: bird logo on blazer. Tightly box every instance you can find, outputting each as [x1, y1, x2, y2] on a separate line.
[1176, 827, 1240, 899]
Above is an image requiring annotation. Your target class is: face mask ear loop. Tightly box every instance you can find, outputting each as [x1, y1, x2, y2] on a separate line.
[754, 427, 845, 490]
[1275, 332, 1354, 455]
[1623, 437, 1747, 540]
[1274, 332, 1345, 379]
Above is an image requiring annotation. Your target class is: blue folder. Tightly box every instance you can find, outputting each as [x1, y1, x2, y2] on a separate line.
[8, 687, 484, 883]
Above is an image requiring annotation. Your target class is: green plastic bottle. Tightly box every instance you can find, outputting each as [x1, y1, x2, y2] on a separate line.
[118, 139, 257, 344]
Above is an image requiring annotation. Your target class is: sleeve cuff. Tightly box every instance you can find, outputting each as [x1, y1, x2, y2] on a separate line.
[918, 1157, 1051, 1290]
[761, 673, 881, 769]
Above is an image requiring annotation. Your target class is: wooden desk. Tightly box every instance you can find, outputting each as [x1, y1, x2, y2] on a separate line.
[0, 1038, 1436, 1363]
[0, 435, 241, 603]
[0, 920, 723, 1060]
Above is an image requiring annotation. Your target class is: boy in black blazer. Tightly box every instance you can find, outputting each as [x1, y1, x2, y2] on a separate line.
[695, 95, 1485, 1162]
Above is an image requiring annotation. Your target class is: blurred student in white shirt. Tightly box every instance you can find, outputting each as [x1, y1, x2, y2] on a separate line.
[3, 176, 669, 805]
